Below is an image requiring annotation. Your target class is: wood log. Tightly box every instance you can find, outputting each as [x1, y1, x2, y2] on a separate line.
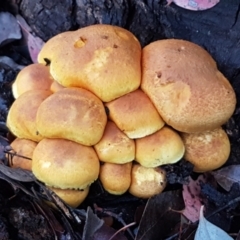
[19, 0, 73, 41]
[19, 0, 240, 91]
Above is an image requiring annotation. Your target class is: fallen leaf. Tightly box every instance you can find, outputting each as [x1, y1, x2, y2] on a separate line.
[82, 207, 104, 240]
[167, 0, 220, 11]
[200, 183, 240, 232]
[136, 190, 185, 240]
[0, 12, 21, 46]
[0, 163, 36, 182]
[212, 165, 240, 191]
[82, 206, 127, 240]
[0, 171, 35, 197]
[194, 206, 233, 240]
[16, 14, 45, 63]
[15, 14, 32, 33]
[182, 175, 206, 222]
[27, 33, 45, 63]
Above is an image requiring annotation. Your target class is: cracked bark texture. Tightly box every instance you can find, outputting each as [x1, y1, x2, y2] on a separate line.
[74, 0, 129, 29]
[19, 0, 73, 41]
[19, 0, 240, 93]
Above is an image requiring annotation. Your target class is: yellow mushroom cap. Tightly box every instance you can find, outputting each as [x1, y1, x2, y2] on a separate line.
[135, 126, 185, 167]
[48, 186, 89, 208]
[99, 162, 132, 195]
[94, 121, 135, 164]
[32, 138, 100, 189]
[129, 164, 167, 198]
[7, 138, 37, 171]
[181, 127, 230, 172]
[141, 39, 236, 133]
[7, 90, 52, 142]
[38, 24, 141, 102]
[105, 89, 165, 139]
[36, 87, 107, 146]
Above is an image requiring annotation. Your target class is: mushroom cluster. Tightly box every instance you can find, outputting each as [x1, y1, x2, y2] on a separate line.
[6, 24, 236, 207]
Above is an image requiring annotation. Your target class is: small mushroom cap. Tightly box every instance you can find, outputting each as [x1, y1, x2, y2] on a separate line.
[105, 89, 165, 139]
[32, 138, 100, 189]
[48, 186, 89, 208]
[129, 164, 167, 198]
[36, 87, 107, 146]
[94, 121, 135, 164]
[141, 39, 236, 133]
[38, 24, 141, 102]
[12, 63, 53, 99]
[7, 138, 37, 171]
[135, 126, 185, 167]
[7, 90, 52, 142]
[181, 127, 230, 172]
[99, 162, 132, 195]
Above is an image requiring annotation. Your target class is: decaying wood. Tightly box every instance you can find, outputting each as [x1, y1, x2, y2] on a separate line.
[19, 0, 73, 41]
[19, 0, 240, 88]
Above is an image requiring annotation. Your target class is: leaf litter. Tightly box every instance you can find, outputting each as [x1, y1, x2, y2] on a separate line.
[182, 175, 206, 223]
[1, 3, 240, 239]
[194, 206, 233, 240]
[136, 190, 185, 240]
[16, 14, 45, 63]
[212, 165, 240, 191]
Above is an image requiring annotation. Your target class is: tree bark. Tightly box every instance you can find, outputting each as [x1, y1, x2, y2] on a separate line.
[19, 0, 73, 41]
[19, 0, 240, 89]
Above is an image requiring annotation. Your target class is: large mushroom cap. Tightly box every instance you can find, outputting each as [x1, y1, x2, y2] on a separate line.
[38, 24, 141, 102]
[32, 138, 100, 189]
[105, 89, 165, 139]
[7, 90, 52, 142]
[181, 127, 230, 172]
[141, 39, 236, 133]
[135, 126, 185, 168]
[36, 87, 107, 146]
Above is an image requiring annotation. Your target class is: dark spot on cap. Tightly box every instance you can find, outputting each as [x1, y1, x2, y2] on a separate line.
[156, 71, 162, 78]
[44, 58, 51, 66]
[74, 37, 87, 48]
[102, 35, 109, 39]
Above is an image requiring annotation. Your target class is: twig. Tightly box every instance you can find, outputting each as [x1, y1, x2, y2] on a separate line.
[31, 199, 58, 240]
[203, 196, 240, 220]
[94, 203, 135, 239]
[36, 182, 76, 222]
[108, 222, 136, 240]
